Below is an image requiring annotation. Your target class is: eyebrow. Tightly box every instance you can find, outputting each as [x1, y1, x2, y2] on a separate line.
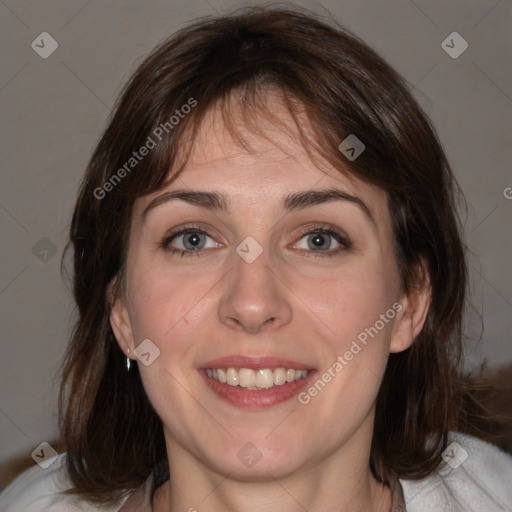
[141, 188, 375, 225]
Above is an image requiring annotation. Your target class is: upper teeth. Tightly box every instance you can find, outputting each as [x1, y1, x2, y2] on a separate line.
[206, 368, 309, 389]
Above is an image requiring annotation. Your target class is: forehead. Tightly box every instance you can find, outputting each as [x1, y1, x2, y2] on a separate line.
[137, 93, 390, 224]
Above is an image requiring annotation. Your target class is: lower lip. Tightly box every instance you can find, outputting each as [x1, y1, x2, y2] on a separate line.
[199, 370, 317, 409]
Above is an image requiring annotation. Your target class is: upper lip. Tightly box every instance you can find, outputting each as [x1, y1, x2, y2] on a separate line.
[199, 355, 314, 371]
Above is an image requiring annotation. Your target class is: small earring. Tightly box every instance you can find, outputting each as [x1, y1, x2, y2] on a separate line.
[126, 349, 131, 371]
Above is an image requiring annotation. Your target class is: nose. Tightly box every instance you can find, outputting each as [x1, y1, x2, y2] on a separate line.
[217, 248, 293, 335]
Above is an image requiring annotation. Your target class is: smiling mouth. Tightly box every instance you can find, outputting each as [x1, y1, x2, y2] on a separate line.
[205, 367, 310, 390]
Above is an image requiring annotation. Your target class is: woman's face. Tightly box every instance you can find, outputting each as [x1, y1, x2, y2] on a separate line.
[111, 96, 421, 480]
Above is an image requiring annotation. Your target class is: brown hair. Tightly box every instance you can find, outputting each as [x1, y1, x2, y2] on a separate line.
[60, 5, 505, 504]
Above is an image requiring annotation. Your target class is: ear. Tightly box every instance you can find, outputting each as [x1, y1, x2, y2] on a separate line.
[108, 278, 135, 356]
[389, 263, 432, 353]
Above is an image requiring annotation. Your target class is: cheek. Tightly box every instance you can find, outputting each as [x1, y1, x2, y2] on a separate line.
[125, 258, 219, 354]
[298, 267, 397, 422]
[300, 262, 396, 347]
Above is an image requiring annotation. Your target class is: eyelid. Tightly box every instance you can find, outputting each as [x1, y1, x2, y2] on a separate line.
[293, 222, 349, 239]
[289, 224, 352, 253]
[159, 223, 222, 250]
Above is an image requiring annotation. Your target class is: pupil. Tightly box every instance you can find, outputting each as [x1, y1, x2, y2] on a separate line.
[310, 234, 327, 249]
[185, 233, 202, 249]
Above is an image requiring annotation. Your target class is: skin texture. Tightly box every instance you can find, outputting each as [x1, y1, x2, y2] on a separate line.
[110, 93, 431, 512]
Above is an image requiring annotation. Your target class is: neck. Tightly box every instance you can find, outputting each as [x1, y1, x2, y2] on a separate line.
[154, 426, 391, 512]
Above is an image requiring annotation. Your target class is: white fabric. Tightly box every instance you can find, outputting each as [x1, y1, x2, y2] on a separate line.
[0, 455, 127, 511]
[401, 432, 512, 511]
[1, 433, 511, 511]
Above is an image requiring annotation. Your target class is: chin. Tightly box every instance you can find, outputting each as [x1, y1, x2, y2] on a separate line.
[204, 437, 308, 480]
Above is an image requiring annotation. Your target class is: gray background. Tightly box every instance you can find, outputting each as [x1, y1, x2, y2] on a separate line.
[0, 0, 511, 475]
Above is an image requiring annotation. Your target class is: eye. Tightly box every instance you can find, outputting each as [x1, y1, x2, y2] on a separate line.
[159, 226, 220, 257]
[159, 224, 351, 258]
[293, 226, 352, 256]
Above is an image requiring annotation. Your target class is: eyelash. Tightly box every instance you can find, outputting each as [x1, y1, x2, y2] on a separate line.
[158, 223, 352, 258]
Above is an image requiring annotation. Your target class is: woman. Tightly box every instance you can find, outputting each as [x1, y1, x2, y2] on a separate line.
[1, 5, 511, 511]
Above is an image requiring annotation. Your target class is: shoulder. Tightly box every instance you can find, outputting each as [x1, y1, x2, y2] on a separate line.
[0, 453, 127, 511]
[400, 432, 512, 512]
